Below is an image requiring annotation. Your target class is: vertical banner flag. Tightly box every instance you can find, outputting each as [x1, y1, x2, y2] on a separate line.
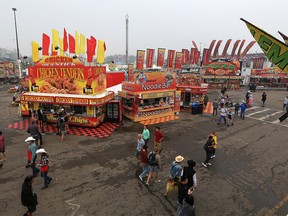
[190, 48, 197, 64]
[230, 40, 241, 58]
[278, 31, 288, 44]
[90, 36, 97, 56]
[31, 41, 40, 62]
[97, 40, 105, 64]
[42, 33, 50, 56]
[52, 29, 59, 55]
[136, 50, 145, 70]
[182, 49, 189, 65]
[252, 58, 265, 69]
[75, 31, 80, 55]
[241, 18, 288, 73]
[80, 34, 86, 55]
[68, 34, 75, 54]
[240, 41, 256, 58]
[167, 50, 176, 68]
[175, 52, 183, 69]
[63, 28, 68, 52]
[236, 40, 246, 58]
[157, 48, 165, 67]
[86, 38, 94, 62]
[192, 40, 198, 50]
[212, 40, 222, 58]
[202, 48, 211, 66]
[128, 64, 134, 82]
[221, 39, 232, 58]
[59, 38, 65, 56]
[146, 48, 155, 68]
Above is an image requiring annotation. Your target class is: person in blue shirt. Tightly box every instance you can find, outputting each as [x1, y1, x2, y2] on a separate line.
[240, 101, 247, 120]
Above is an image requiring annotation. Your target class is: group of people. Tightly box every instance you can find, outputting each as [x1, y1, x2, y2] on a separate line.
[136, 126, 164, 186]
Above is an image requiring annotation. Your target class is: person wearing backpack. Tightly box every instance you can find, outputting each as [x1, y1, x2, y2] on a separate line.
[183, 160, 197, 190]
[164, 155, 184, 196]
[145, 147, 161, 186]
[202, 136, 215, 168]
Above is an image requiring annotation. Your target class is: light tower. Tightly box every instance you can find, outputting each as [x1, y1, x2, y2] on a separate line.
[125, 14, 129, 66]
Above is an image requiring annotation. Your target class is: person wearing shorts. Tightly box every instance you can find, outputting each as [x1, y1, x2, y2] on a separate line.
[146, 147, 161, 185]
[154, 127, 164, 154]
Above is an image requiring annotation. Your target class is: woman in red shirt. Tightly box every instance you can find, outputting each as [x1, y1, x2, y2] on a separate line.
[154, 127, 164, 154]
[0, 131, 7, 161]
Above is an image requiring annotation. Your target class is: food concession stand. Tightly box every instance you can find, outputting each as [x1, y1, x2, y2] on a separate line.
[118, 69, 178, 122]
[202, 60, 243, 89]
[20, 56, 120, 127]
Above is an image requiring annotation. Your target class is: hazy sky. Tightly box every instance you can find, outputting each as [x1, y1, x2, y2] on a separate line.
[1, 0, 287, 58]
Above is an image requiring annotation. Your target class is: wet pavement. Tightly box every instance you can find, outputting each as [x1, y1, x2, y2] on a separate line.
[0, 84, 288, 216]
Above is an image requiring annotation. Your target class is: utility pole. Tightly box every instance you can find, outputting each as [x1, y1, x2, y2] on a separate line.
[12, 8, 21, 78]
[125, 14, 129, 66]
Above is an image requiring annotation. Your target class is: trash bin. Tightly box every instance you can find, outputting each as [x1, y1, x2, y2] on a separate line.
[191, 102, 198, 115]
[198, 103, 203, 114]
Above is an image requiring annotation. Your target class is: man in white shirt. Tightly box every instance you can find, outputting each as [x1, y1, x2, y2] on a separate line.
[217, 105, 227, 124]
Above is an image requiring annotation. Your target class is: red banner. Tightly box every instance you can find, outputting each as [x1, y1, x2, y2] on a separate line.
[146, 49, 155, 68]
[174, 90, 181, 113]
[182, 49, 189, 65]
[42, 34, 50, 56]
[202, 49, 211, 66]
[221, 39, 232, 58]
[167, 50, 175, 68]
[190, 48, 200, 65]
[212, 40, 222, 58]
[175, 52, 183, 69]
[128, 64, 134, 82]
[157, 48, 166, 67]
[136, 50, 145, 70]
[230, 40, 241, 58]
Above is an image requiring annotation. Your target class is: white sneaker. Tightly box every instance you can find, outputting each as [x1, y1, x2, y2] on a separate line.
[211, 155, 215, 158]
[139, 175, 143, 181]
[207, 163, 212, 166]
[202, 162, 207, 168]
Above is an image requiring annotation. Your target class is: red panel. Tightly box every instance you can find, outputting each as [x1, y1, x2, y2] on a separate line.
[106, 72, 125, 88]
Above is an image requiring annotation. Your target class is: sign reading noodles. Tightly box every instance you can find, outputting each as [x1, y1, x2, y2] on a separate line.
[28, 56, 106, 95]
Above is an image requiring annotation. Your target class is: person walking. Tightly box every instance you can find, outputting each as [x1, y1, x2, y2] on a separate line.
[234, 101, 240, 116]
[154, 127, 164, 154]
[21, 175, 38, 216]
[261, 92, 267, 107]
[212, 99, 219, 116]
[138, 145, 149, 182]
[283, 96, 288, 111]
[164, 155, 184, 196]
[0, 131, 7, 161]
[142, 125, 150, 145]
[210, 131, 218, 158]
[26, 137, 40, 177]
[36, 148, 52, 190]
[135, 134, 145, 161]
[27, 121, 42, 146]
[227, 109, 234, 126]
[240, 101, 247, 120]
[59, 119, 66, 142]
[183, 160, 197, 190]
[178, 195, 196, 216]
[217, 104, 228, 124]
[146, 147, 161, 185]
[202, 136, 215, 168]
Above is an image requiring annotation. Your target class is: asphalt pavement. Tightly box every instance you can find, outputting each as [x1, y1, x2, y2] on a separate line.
[0, 84, 288, 216]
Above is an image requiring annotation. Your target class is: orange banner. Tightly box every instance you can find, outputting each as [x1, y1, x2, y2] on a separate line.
[146, 49, 155, 68]
[128, 64, 134, 82]
[22, 95, 54, 103]
[167, 50, 175, 68]
[157, 48, 166, 67]
[136, 50, 145, 70]
[175, 52, 183, 69]
[28, 56, 106, 95]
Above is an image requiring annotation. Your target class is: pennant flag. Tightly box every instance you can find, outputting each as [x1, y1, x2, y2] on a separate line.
[146, 49, 155, 68]
[221, 39, 232, 58]
[90, 36, 97, 55]
[63, 28, 68, 52]
[236, 40, 246, 58]
[167, 50, 176, 68]
[75, 31, 80, 55]
[212, 40, 222, 58]
[59, 38, 65, 56]
[42, 33, 50, 56]
[97, 40, 105, 64]
[208, 40, 216, 52]
[240, 41, 256, 58]
[230, 40, 241, 58]
[86, 38, 94, 62]
[80, 34, 86, 55]
[52, 29, 59, 55]
[175, 52, 183, 69]
[278, 31, 288, 45]
[157, 48, 165, 67]
[136, 50, 145, 70]
[192, 41, 198, 50]
[241, 18, 288, 73]
[31, 41, 40, 62]
[68, 34, 75, 53]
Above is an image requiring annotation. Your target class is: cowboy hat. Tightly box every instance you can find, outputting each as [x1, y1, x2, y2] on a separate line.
[36, 148, 47, 154]
[25, 137, 35, 142]
[175, 155, 184, 163]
